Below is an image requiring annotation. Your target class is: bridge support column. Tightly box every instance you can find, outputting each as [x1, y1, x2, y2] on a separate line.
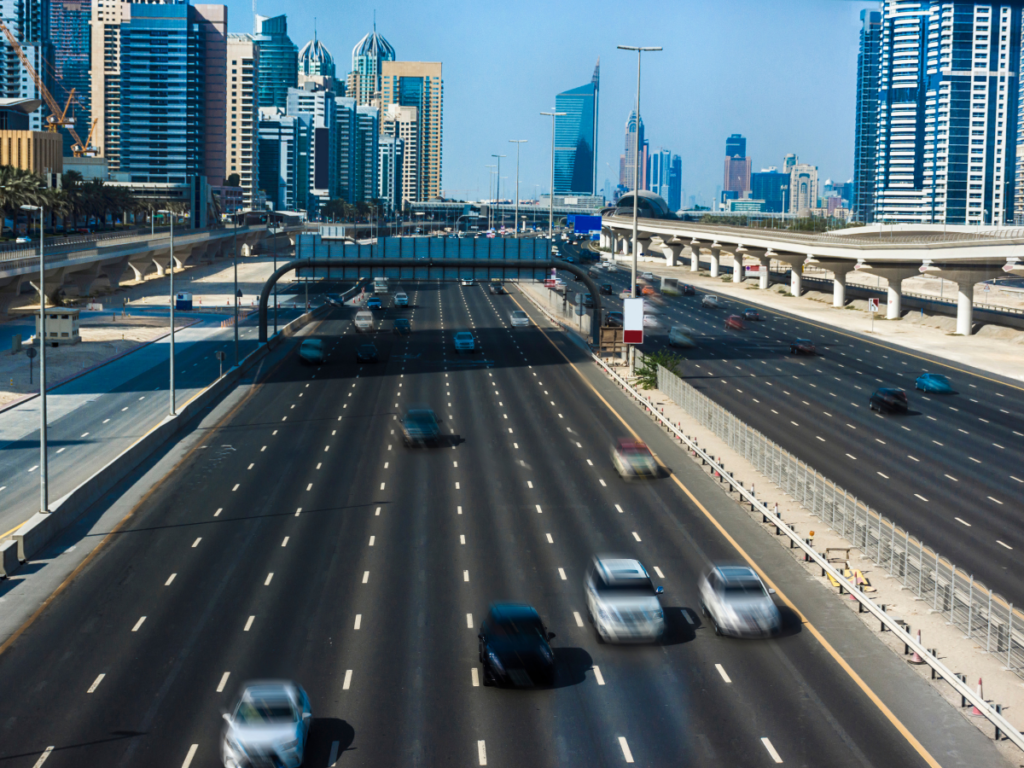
[824, 262, 856, 307]
[709, 245, 721, 277]
[759, 256, 771, 289]
[152, 259, 167, 277]
[791, 267, 802, 296]
[65, 263, 102, 297]
[98, 256, 131, 292]
[956, 280, 975, 336]
[0, 275, 24, 319]
[872, 266, 917, 320]
[731, 250, 746, 283]
[689, 245, 700, 272]
[661, 242, 684, 267]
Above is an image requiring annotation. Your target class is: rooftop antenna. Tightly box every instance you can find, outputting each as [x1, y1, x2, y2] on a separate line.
[252, 0, 256, 34]
[314, 16, 317, 41]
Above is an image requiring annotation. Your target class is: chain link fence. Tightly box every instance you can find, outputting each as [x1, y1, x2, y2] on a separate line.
[650, 358, 1024, 679]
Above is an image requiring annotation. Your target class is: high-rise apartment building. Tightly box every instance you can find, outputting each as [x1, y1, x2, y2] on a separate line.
[853, 9, 881, 222]
[347, 25, 395, 106]
[668, 154, 682, 210]
[355, 105, 379, 202]
[723, 133, 751, 197]
[287, 83, 336, 212]
[336, 95, 356, 203]
[255, 14, 297, 111]
[298, 31, 337, 93]
[751, 168, 790, 213]
[787, 157, 818, 213]
[864, 0, 1022, 224]
[382, 103, 418, 206]
[648, 148, 672, 202]
[377, 134, 403, 212]
[621, 110, 645, 190]
[0, 0, 51, 132]
[380, 61, 442, 201]
[226, 34, 258, 208]
[50, 0, 90, 154]
[553, 59, 599, 196]
[258, 105, 311, 212]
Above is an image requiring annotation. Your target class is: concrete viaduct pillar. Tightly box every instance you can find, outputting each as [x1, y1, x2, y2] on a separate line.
[709, 244, 721, 278]
[871, 266, 918, 320]
[731, 248, 749, 283]
[956, 281, 975, 336]
[0, 275, 24, 318]
[822, 261, 857, 308]
[660, 240, 685, 267]
[758, 253, 773, 289]
[688, 242, 701, 272]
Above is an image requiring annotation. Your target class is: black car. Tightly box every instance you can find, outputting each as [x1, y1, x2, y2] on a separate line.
[678, 283, 696, 296]
[393, 318, 411, 335]
[605, 311, 624, 328]
[478, 603, 555, 687]
[356, 343, 379, 362]
[870, 387, 908, 413]
[599, 283, 613, 295]
[401, 407, 442, 447]
[743, 309, 761, 321]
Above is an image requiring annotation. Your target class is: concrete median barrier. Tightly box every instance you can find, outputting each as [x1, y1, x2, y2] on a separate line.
[0, 539, 18, 577]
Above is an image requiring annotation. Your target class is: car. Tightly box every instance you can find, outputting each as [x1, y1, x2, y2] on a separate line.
[394, 292, 409, 306]
[581, 293, 595, 308]
[489, 281, 505, 295]
[353, 310, 374, 332]
[699, 564, 781, 638]
[393, 318, 411, 335]
[604, 263, 618, 273]
[678, 283, 696, 296]
[599, 283, 613, 295]
[220, 680, 312, 768]
[461, 277, 475, 286]
[668, 326, 696, 348]
[611, 437, 658, 479]
[478, 603, 556, 687]
[619, 289, 633, 300]
[790, 338, 815, 355]
[642, 314, 661, 328]
[564, 255, 576, 263]
[641, 271, 656, 281]
[366, 297, 383, 310]
[742, 309, 761, 321]
[584, 556, 665, 644]
[510, 310, 530, 327]
[454, 331, 476, 352]
[725, 314, 746, 331]
[15, 236, 31, 244]
[915, 373, 954, 393]
[870, 387, 909, 413]
[401, 407, 442, 446]
[701, 294, 721, 309]
[298, 339, 324, 365]
[605, 311, 624, 328]
[588, 267, 603, 278]
[356, 343, 379, 362]
[641, 285, 657, 297]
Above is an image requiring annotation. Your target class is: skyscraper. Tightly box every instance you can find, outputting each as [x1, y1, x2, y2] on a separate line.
[382, 103, 418, 206]
[621, 110, 645, 190]
[553, 59, 599, 196]
[287, 84, 336, 212]
[226, 33, 259, 208]
[0, 0, 51, 132]
[751, 168, 789, 213]
[347, 24, 395, 106]
[787, 156, 818, 213]
[298, 30, 336, 92]
[255, 14, 297, 111]
[355, 105, 379, 202]
[258, 105, 311, 212]
[50, 0, 90, 154]
[723, 133, 751, 197]
[668, 154, 682, 211]
[377, 135, 403, 212]
[380, 61, 442, 201]
[648, 148, 672, 201]
[853, 8, 881, 223]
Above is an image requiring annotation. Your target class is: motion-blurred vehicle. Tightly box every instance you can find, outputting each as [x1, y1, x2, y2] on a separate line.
[394, 292, 409, 306]
[400, 407, 442, 447]
[642, 314, 661, 328]
[564, 255, 576, 263]
[489, 280, 505, 295]
[454, 331, 476, 352]
[588, 266, 603, 278]
[678, 283, 696, 296]
[461, 277, 475, 286]
[915, 373, 954, 393]
[699, 565, 780, 638]
[298, 339, 324, 365]
[725, 314, 747, 331]
[510, 310, 530, 327]
[366, 296, 383, 310]
[668, 326, 696, 348]
[790, 338, 815, 355]
[604, 263, 618, 273]
[605, 311, 624, 328]
[742, 309, 761, 321]
[701, 294, 721, 309]
[220, 680, 311, 768]
[478, 603, 556, 687]
[641, 271, 656, 281]
[611, 437, 658, 479]
[869, 387, 908, 413]
[356, 343, 379, 362]
[585, 556, 665, 643]
[599, 283, 613, 295]
[393, 318, 411, 335]
[641, 285, 657, 297]
[581, 293, 595, 308]
[353, 310, 374, 332]
[619, 289, 633, 300]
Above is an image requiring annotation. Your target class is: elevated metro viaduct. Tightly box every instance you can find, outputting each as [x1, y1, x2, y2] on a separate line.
[601, 204, 1024, 336]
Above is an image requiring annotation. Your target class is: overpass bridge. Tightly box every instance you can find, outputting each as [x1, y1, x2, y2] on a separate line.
[601, 216, 1024, 335]
[0, 224, 305, 317]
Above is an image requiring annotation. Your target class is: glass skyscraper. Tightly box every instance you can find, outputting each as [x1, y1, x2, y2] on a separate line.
[853, 9, 881, 223]
[347, 25, 395, 105]
[554, 59, 599, 196]
[255, 14, 298, 111]
[50, 0, 90, 155]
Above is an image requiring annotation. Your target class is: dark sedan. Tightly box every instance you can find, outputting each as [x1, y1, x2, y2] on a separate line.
[356, 343, 379, 363]
[678, 283, 696, 296]
[605, 311, 624, 328]
[743, 309, 761, 321]
[599, 283, 613, 295]
[870, 387, 908, 413]
[790, 338, 815, 355]
[393, 318, 411, 335]
[479, 603, 555, 688]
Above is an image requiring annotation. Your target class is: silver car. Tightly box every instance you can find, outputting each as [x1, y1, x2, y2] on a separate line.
[701, 294, 721, 309]
[510, 310, 530, 327]
[699, 564, 781, 638]
[221, 680, 312, 768]
[585, 556, 665, 643]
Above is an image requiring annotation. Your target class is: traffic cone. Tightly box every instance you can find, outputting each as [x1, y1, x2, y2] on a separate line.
[909, 630, 923, 663]
[971, 678, 985, 715]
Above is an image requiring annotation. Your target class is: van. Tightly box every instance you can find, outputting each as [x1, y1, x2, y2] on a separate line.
[354, 311, 374, 332]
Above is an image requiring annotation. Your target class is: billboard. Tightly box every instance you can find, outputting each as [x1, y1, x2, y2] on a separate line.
[570, 214, 602, 234]
[623, 297, 644, 344]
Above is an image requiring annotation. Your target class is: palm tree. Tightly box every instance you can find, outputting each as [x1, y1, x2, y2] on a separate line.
[0, 165, 46, 239]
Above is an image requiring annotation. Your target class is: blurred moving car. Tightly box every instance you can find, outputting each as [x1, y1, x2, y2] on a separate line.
[742, 309, 761, 321]
[582, 293, 595, 308]
[510, 310, 530, 327]
[454, 331, 476, 352]
[619, 289, 633, 300]
[915, 373, 954, 393]
[394, 292, 409, 306]
[220, 680, 311, 768]
[699, 565, 780, 638]
[353, 311, 374, 332]
[605, 311, 624, 328]
[584, 556, 665, 644]
[701, 294, 721, 309]
[869, 387, 908, 413]
[356, 343, 378, 363]
[611, 438, 658, 479]
[393, 318, 411, 335]
[641, 285, 657, 296]
[401, 407, 442, 447]
[478, 603, 556, 687]
[366, 297, 383, 310]
[641, 271, 656, 281]
[298, 339, 324, 365]
[789, 338, 815, 355]
[599, 282, 613, 295]
[461, 277, 475, 286]
[489, 280, 505, 295]
[642, 314, 661, 328]
[668, 326, 696, 348]
[678, 283, 696, 296]
[724, 315, 746, 331]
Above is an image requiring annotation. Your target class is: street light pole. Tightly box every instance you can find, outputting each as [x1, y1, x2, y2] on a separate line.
[159, 210, 176, 415]
[492, 153, 506, 230]
[540, 111, 566, 239]
[233, 214, 239, 366]
[485, 164, 497, 230]
[507, 140, 526, 236]
[272, 225, 279, 335]
[21, 204, 47, 512]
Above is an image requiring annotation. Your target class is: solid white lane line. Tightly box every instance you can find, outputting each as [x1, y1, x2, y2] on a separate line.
[87, 673, 106, 693]
[618, 736, 635, 763]
[244, 616, 255, 631]
[132, 616, 146, 632]
[592, 666, 606, 685]
[574, 611, 584, 627]
[467, 613, 474, 628]
[464, 570, 470, 582]
[715, 664, 732, 683]
[343, 670, 353, 690]
[653, 566, 664, 578]
[180, 745, 198, 768]
[998, 541, 1013, 550]
[478, 740, 488, 766]
[558, 568, 567, 580]
[354, 614, 362, 630]
[165, 573, 176, 586]
[362, 571, 370, 584]
[761, 737, 783, 763]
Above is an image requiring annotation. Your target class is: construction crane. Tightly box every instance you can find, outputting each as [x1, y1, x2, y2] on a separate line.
[0, 19, 98, 157]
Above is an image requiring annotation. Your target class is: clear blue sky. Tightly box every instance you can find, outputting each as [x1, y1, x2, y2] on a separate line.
[233, 0, 876, 203]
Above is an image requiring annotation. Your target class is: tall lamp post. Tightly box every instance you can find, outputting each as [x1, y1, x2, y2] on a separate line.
[158, 209, 177, 415]
[508, 140, 527, 237]
[491, 153, 506, 229]
[617, 44, 662, 301]
[540, 110, 566, 238]
[485, 164, 497, 230]
[21, 204, 47, 513]
[233, 213, 239, 366]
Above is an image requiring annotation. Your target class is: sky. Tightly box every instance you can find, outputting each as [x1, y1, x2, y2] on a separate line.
[233, 0, 877, 203]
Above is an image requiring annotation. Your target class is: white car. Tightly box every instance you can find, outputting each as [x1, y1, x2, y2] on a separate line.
[394, 292, 409, 306]
[585, 556, 665, 643]
[221, 680, 311, 768]
[701, 294, 721, 309]
[668, 326, 696, 348]
[454, 331, 476, 352]
[510, 310, 530, 327]
[353, 310, 374, 332]
[642, 314, 661, 328]
[699, 564, 781, 638]
[641, 271, 655, 281]
[460, 278, 474, 286]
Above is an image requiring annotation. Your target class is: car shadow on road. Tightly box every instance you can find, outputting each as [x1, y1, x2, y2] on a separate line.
[552, 647, 594, 689]
[660, 606, 698, 645]
[306, 718, 356, 764]
[775, 605, 804, 638]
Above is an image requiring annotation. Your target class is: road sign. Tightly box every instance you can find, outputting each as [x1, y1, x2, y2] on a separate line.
[868, 298, 879, 313]
[25, 347, 37, 359]
[983, 283, 990, 292]
[623, 297, 644, 344]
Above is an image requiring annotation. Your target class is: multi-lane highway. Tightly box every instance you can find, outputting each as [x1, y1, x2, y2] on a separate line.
[557, 244, 1024, 606]
[0, 276, 1005, 768]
